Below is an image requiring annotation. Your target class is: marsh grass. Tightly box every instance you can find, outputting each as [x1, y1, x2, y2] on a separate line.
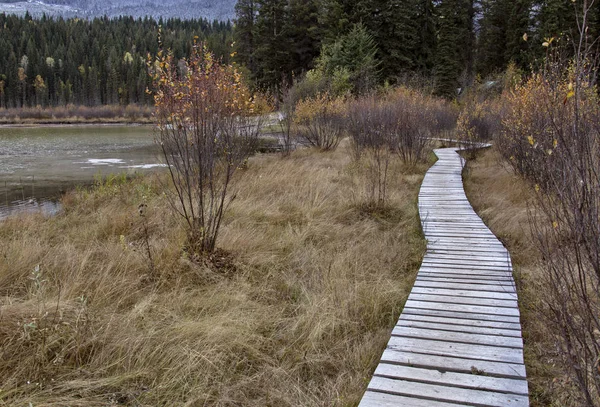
[0, 141, 428, 406]
[463, 147, 586, 407]
[0, 104, 154, 124]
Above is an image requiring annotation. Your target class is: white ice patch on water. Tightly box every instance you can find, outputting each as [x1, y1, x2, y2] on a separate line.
[119, 164, 168, 169]
[87, 158, 125, 165]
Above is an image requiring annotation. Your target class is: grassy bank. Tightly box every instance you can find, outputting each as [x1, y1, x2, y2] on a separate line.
[0, 141, 428, 406]
[0, 105, 154, 125]
[463, 148, 584, 407]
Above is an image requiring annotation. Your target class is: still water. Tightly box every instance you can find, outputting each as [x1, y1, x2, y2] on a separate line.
[0, 125, 164, 219]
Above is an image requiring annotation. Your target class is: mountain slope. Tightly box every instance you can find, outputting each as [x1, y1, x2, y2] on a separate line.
[0, 0, 237, 21]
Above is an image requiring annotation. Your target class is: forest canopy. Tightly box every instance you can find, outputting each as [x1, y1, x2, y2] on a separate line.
[0, 13, 233, 108]
[234, 0, 600, 97]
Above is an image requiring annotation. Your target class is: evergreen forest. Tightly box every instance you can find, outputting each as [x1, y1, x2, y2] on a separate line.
[0, 0, 599, 107]
[234, 0, 600, 96]
[0, 14, 233, 108]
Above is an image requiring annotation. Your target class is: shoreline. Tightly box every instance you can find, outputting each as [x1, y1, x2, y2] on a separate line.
[0, 121, 153, 128]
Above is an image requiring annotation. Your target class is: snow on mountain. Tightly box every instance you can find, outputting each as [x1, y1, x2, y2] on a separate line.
[0, 0, 237, 21]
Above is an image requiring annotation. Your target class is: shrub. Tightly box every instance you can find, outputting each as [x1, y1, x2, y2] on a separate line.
[346, 97, 395, 206]
[151, 43, 260, 254]
[294, 93, 345, 151]
[386, 88, 438, 165]
[498, 10, 600, 402]
[457, 99, 503, 144]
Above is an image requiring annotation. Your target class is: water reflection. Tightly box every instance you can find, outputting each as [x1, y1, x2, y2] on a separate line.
[0, 125, 164, 219]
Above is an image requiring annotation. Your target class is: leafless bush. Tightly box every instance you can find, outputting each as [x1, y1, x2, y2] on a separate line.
[294, 94, 345, 151]
[278, 89, 296, 157]
[151, 44, 260, 254]
[386, 88, 435, 165]
[347, 97, 395, 205]
[499, 3, 600, 403]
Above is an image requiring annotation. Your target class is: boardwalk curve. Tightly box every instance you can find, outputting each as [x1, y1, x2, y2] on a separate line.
[359, 147, 529, 407]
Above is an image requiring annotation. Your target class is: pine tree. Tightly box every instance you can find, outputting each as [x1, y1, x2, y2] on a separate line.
[415, 0, 437, 75]
[253, 0, 289, 92]
[285, 0, 321, 79]
[318, 23, 380, 94]
[476, 0, 509, 77]
[505, 0, 532, 71]
[434, 0, 476, 97]
[234, 0, 257, 76]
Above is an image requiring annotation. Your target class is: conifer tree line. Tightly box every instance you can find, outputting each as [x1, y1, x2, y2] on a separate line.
[0, 13, 233, 108]
[234, 0, 600, 97]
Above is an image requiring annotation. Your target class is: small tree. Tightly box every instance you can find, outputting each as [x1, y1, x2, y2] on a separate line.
[317, 23, 380, 95]
[151, 43, 260, 254]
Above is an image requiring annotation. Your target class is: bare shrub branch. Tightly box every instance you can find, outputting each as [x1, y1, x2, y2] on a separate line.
[151, 43, 260, 254]
[294, 93, 345, 151]
[498, 2, 600, 402]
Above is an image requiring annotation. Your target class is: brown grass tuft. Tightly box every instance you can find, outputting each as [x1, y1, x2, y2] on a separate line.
[0, 141, 428, 406]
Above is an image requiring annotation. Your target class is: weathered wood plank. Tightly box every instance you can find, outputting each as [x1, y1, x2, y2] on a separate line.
[411, 286, 517, 300]
[400, 313, 522, 330]
[380, 349, 527, 378]
[402, 307, 522, 324]
[422, 261, 511, 269]
[413, 281, 516, 293]
[417, 276, 515, 287]
[417, 268, 513, 277]
[387, 335, 524, 364]
[397, 318, 522, 337]
[359, 391, 466, 407]
[374, 363, 529, 395]
[419, 263, 514, 273]
[391, 326, 523, 348]
[367, 376, 529, 406]
[408, 293, 519, 309]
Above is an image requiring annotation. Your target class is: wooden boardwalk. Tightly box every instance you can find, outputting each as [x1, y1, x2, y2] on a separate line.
[359, 147, 529, 407]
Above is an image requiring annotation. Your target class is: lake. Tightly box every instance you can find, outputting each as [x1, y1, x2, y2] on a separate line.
[0, 125, 164, 220]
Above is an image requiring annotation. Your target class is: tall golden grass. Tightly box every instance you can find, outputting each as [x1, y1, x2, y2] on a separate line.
[0, 104, 154, 124]
[0, 141, 428, 406]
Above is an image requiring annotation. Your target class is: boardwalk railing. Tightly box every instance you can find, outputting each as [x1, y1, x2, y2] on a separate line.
[359, 147, 529, 407]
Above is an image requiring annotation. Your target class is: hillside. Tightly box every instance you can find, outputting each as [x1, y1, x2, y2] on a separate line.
[0, 0, 236, 21]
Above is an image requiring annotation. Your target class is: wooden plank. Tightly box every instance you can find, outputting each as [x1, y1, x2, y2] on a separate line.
[359, 391, 466, 407]
[418, 271, 514, 279]
[374, 363, 529, 395]
[397, 319, 522, 337]
[380, 349, 527, 378]
[408, 293, 518, 309]
[417, 276, 515, 286]
[422, 257, 511, 267]
[413, 281, 516, 293]
[419, 263, 513, 273]
[367, 376, 529, 406]
[411, 286, 517, 300]
[400, 313, 522, 330]
[402, 307, 522, 324]
[425, 245, 509, 253]
[404, 300, 520, 318]
[417, 270, 514, 279]
[387, 334, 524, 365]
[424, 252, 511, 261]
[391, 326, 523, 348]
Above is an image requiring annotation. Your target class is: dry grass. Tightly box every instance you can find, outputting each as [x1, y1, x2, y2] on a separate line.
[0, 105, 154, 125]
[0, 140, 428, 406]
[463, 147, 585, 407]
